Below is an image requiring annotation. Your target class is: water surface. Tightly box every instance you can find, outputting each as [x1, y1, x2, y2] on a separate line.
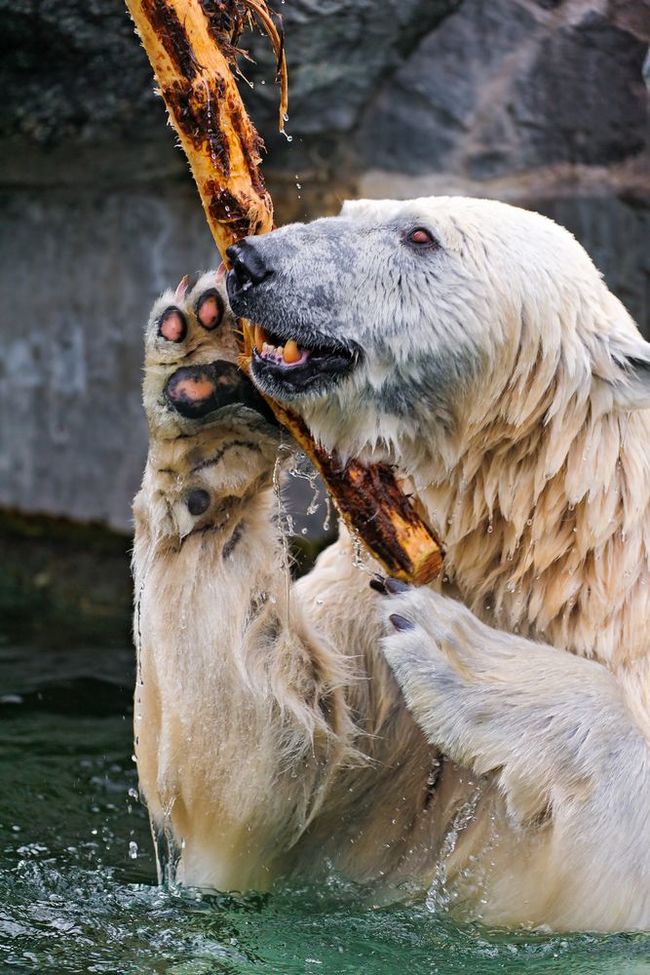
[2, 640, 649, 974]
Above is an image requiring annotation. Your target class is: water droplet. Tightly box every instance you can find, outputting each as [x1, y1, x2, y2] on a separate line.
[128, 840, 138, 860]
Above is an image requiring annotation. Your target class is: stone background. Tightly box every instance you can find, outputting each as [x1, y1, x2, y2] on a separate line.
[0, 0, 648, 532]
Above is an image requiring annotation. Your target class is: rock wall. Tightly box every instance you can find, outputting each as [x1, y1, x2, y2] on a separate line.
[0, 0, 647, 531]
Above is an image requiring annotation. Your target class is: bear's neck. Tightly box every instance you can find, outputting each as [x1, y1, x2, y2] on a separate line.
[414, 402, 650, 673]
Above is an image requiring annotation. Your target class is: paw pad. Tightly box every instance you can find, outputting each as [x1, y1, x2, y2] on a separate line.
[186, 488, 211, 516]
[195, 289, 224, 330]
[165, 364, 232, 419]
[164, 361, 273, 421]
[157, 306, 188, 343]
[145, 270, 279, 431]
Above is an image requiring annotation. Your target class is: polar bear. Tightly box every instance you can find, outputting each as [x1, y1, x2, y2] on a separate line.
[133, 197, 650, 932]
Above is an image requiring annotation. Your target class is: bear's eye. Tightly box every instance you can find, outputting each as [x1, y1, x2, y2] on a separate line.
[405, 227, 438, 249]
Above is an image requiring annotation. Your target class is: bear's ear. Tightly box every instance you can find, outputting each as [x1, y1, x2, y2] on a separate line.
[607, 334, 650, 411]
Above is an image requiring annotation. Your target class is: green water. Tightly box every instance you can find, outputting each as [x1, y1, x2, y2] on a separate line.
[2, 640, 650, 975]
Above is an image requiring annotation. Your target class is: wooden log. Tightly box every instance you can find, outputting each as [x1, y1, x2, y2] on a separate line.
[268, 402, 444, 582]
[124, 0, 275, 249]
[125, 0, 443, 583]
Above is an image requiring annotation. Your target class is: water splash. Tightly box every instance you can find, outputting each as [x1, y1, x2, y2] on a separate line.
[289, 453, 323, 517]
[273, 448, 295, 622]
[426, 783, 484, 914]
[0, 648, 644, 974]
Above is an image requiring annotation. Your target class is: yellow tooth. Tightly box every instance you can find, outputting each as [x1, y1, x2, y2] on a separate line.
[254, 324, 265, 353]
[283, 339, 301, 364]
[277, 345, 284, 359]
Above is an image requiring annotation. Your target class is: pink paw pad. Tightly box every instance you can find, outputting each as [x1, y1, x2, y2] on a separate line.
[158, 306, 187, 343]
[195, 289, 224, 331]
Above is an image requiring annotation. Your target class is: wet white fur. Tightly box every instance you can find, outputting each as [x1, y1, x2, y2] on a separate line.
[133, 198, 650, 931]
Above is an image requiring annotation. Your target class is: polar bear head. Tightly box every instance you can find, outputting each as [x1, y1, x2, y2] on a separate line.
[227, 196, 650, 476]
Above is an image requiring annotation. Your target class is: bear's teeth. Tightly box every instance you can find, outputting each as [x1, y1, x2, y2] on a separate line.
[258, 336, 306, 365]
[283, 339, 301, 364]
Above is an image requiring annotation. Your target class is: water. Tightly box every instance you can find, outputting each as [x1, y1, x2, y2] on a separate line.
[2, 642, 650, 974]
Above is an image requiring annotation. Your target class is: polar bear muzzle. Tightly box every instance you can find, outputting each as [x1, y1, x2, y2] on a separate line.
[226, 240, 360, 400]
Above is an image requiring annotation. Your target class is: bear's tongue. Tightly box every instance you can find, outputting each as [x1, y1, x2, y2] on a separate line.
[254, 324, 310, 368]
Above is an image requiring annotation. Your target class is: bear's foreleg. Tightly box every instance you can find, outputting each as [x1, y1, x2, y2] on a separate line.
[375, 580, 650, 929]
[133, 272, 354, 891]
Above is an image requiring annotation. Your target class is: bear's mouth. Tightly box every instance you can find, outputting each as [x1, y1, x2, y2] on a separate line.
[248, 322, 359, 398]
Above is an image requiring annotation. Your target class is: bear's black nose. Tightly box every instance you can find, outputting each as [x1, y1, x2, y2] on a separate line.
[226, 240, 271, 295]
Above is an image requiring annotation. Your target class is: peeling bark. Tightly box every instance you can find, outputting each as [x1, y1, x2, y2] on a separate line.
[125, 0, 443, 583]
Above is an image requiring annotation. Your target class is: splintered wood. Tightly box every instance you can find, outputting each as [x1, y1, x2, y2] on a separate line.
[125, 0, 275, 250]
[125, 0, 443, 583]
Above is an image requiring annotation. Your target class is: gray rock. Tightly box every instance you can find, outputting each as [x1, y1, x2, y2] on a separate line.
[533, 194, 650, 335]
[0, 0, 161, 146]
[0, 0, 459, 178]
[0, 185, 216, 530]
[243, 0, 459, 139]
[358, 0, 540, 176]
[507, 12, 648, 172]
[0, 0, 648, 533]
[360, 0, 648, 179]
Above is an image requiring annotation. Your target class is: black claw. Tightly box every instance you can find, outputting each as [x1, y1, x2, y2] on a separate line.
[385, 577, 411, 595]
[389, 613, 415, 632]
[369, 575, 388, 595]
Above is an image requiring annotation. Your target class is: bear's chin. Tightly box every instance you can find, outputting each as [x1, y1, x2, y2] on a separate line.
[250, 349, 356, 402]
